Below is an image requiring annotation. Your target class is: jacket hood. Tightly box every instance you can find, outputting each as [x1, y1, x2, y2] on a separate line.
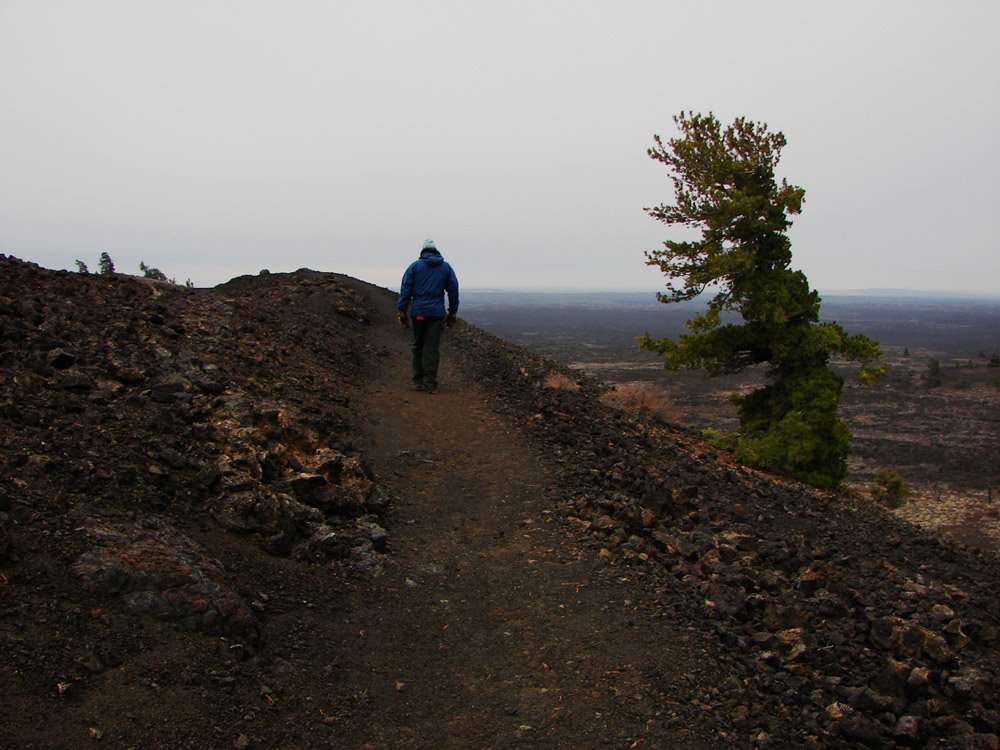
[420, 250, 444, 266]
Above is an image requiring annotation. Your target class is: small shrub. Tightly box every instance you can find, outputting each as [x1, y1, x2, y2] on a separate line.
[872, 470, 910, 508]
[543, 371, 581, 391]
[924, 358, 943, 388]
[857, 364, 887, 385]
[139, 261, 168, 281]
[989, 353, 1000, 368]
[702, 427, 730, 446]
[601, 381, 679, 424]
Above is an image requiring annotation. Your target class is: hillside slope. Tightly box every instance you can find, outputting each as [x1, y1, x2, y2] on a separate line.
[1, 255, 999, 748]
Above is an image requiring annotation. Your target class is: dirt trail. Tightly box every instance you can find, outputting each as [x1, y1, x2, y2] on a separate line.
[324, 325, 724, 748]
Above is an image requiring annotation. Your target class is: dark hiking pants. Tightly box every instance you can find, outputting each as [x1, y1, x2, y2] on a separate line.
[411, 316, 445, 389]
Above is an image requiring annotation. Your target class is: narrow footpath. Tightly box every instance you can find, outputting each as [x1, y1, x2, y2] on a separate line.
[322, 322, 730, 748]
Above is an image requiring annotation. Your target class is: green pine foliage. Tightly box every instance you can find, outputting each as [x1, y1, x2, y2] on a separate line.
[639, 112, 882, 489]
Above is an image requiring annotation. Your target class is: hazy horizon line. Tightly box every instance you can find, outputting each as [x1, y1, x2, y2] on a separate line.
[464, 286, 1000, 300]
[10, 256, 999, 301]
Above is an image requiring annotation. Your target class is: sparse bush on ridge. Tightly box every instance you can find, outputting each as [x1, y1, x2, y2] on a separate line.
[139, 261, 169, 282]
[74, 253, 193, 286]
[139, 261, 191, 286]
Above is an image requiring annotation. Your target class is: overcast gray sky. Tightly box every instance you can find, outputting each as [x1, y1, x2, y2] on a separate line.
[2, 1, 998, 293]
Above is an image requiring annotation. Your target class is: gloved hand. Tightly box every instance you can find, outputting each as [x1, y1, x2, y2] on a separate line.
[397, 311, 409, 327]
[446, 312, 457, 327]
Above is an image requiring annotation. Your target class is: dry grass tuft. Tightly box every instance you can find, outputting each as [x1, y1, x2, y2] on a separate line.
[543, 372, 581, 391]
[601, 381, 681, 424]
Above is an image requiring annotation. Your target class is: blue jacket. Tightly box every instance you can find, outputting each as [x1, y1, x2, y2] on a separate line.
[398, 250, 459, 317]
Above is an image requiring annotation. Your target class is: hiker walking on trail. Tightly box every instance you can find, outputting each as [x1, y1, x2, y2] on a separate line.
[397, 239, 459, 393]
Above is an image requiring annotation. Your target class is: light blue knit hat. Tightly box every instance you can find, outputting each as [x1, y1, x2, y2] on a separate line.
[422, 239, 437, 251]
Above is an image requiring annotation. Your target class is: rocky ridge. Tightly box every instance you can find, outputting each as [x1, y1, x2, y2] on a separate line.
[2, 254, 999, 748]
[1, 257, 402, 748]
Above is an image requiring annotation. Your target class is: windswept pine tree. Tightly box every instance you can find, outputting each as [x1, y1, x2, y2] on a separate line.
[640, 112, 883, 488]
[98, 252, 115, 275]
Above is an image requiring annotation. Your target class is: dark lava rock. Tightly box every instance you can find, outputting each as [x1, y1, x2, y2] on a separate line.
[72, 520, 258, 638]
[47, 348, 77, 369]
[831, 713, 885, 745]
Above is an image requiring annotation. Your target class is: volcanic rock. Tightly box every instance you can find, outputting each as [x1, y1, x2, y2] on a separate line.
[72, 520, 257, 638]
